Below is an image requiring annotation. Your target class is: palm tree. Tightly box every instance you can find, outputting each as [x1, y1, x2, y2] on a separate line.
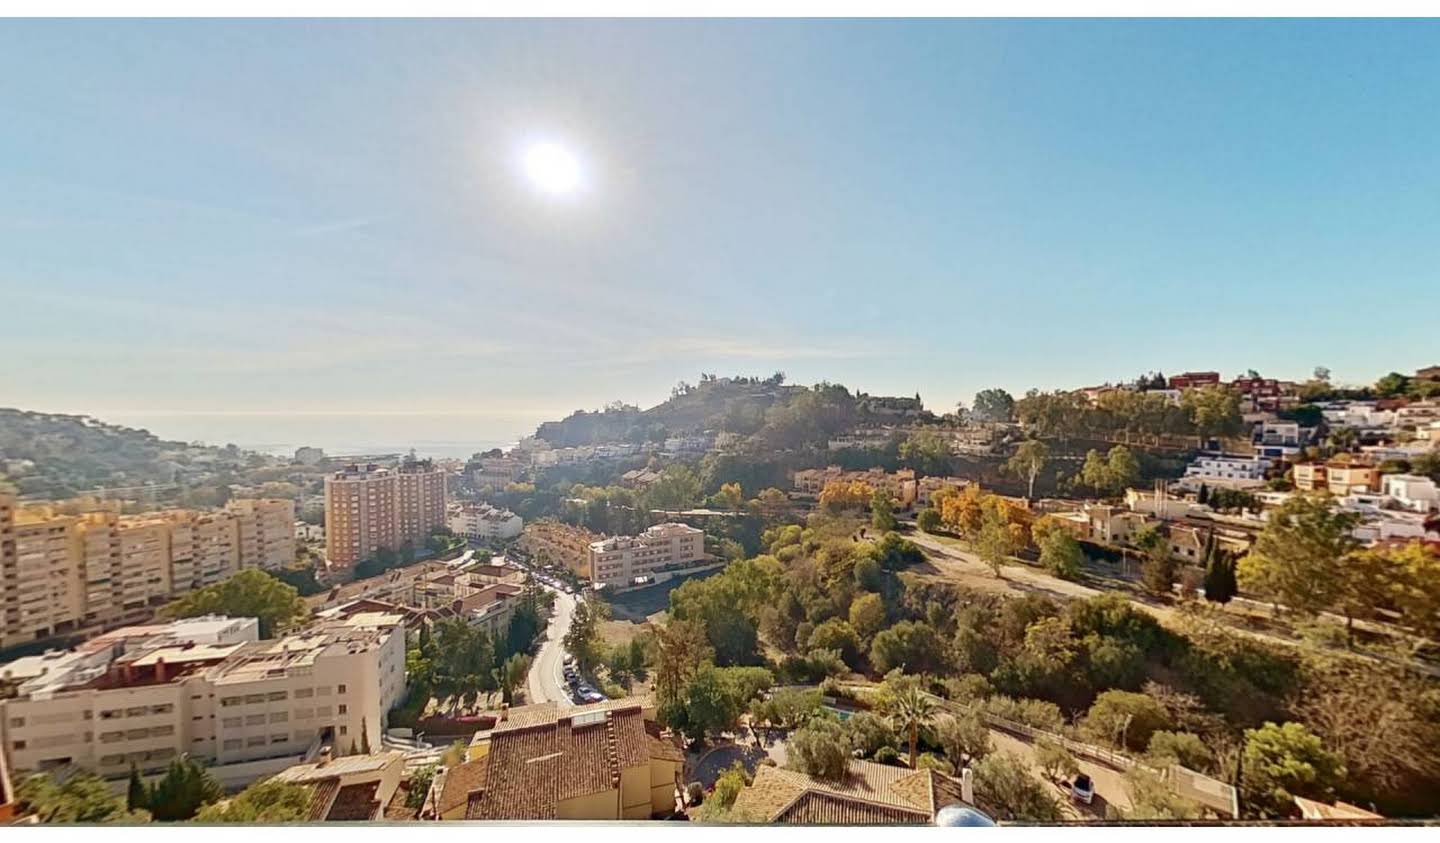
[886, 685, 937, 769]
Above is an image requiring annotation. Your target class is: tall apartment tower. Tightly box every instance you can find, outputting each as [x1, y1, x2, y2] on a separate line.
[325, 464, 400, 569]
[324, 459, 446, 571]
[396, 457, 447, 545]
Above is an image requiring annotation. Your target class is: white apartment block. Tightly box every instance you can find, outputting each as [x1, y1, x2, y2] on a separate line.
[1381, 474, 1439, 513]
[0, 611, 406, 789]
[588, 523, 707, 590]
[1180, 455, 1271, 489]
[447, 502, 523, 542]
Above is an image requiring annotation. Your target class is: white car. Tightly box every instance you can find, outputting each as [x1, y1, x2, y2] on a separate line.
[1071, 774, 1095, 805]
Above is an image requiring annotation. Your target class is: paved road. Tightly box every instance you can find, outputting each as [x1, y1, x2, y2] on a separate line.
[526, 587, 577, 707]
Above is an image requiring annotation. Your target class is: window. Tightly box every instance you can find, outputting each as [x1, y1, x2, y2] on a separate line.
[336, 684, 347, 694]
[316, 706, 332, 717]
[151, 725, 175, 737]
[245, 714, 266, 726]
[125, 706, 147, 717]
[222, 717, 242, 728]
[100, 731, 124, 743]
[151, 704, 174, 715]
[338, 725, 348, 736]
[220, 697, 243, 708]
[267, 691, 287, 702]
[223, 739, 242, 751]
[100, 709, 122, 719]
[294, 708, 313, 720]
[315, 686, 331, 696]
[244, 694, 266, 704]
[270, 712, 288, 723]
[8, 717, 23, 728]
[246, 735, 266, 747]
[293, 687, 313, 699]
[337, 704, 347, 715]
[13, 740, 26, 750]
[271, 734, 288, 744]
[126, 728, 149, 740]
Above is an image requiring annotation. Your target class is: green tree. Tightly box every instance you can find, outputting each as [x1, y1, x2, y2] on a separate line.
[848, 592, 886, 641]
[972, 388, 1016, 423]
[1203, 551, 1238, 604]
[1241, 721, 1346, 818]
[1131, 524, 1175, 597]
[1035, 520, 1084, 580]
[1034, 737, 1079, 781]
[937, 711, 993, 765]
[563, 592, 611, 673]
[1182, 385, 1244, 445]
[495, 652, 532, 704]
[1238, 494, 1360, 618]
[1146, 730, 1215, 773]
[1124, 766, 1205, 820]
[673, 663, 742, 743]
[1079, 449, 1111, 494]
[127, 764, 148, 813]
[787, 717, 852, 782]
[853, 555, 883, 591]
[808, 618, 861, 668]
[1106, 444, 1141, 492]
[898, 430, 954, 476]
[845, 710, 898, 757]
[1374, 371, 1411, 398]
[973, 753, 1062, 822]
[916, 507, 942, 533]
[17, 770, 150, 824]
[869, 620, 944, 675]
[145, 756, 224, 821]
[406, 764, 438, 809]
[882, 679, 937, 769]
[870, 488, 898, 532]
[1081, 690, 1172, 751]
[194, 778, 314, 823]
[645, 464, 703, 511]
[1006, 439, 1049, 500]
[158, 569, 307, 638]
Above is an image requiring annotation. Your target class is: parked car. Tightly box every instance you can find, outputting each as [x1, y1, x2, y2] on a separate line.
[583, 690, 604, 703]
[1071, 774, 1095, 805]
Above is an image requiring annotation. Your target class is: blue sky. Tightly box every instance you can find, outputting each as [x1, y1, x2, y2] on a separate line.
[3, 19, 1438, 426]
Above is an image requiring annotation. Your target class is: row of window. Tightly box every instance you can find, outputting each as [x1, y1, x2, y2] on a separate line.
[100, 747, 176, 767]
[218, 685, 344, 707]
[98, 703, 174, 720]
[99, 725, 174, 742]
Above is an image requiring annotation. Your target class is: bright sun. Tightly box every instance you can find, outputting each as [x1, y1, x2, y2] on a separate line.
[521, 141, 582, 196]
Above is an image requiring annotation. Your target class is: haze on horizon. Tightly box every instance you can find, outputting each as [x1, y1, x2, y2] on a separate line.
[3, 19, 1439, 425]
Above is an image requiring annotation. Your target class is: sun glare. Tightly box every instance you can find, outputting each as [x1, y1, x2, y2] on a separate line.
[521, 141, 583, 197]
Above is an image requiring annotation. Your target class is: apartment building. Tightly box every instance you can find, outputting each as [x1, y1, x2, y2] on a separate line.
[917, 476, 969, 509]
[1381, 474, 1439, 513]
[227, 498, 296, 571]
[447, 502, 523, 542]
[0, 611, 406, 788]
[588, 523, 706, 590]
[325, 461, 446, 570]
[396, 458, 447, 547]
[1180, 455, 1271, 489]
[467, 456, 525, 489]
[1293, 459, 1380, 495]
[1169, 372, 1221, 390]
[0, 496, 292, 650]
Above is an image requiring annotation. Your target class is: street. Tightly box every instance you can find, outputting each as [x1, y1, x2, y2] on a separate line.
[526, 587, 577, 706]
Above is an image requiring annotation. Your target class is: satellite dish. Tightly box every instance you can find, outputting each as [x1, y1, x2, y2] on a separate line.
[935, 804, 997, 827]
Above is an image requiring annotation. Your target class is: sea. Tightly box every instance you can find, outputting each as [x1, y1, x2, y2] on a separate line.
[98, 411, 552, 461]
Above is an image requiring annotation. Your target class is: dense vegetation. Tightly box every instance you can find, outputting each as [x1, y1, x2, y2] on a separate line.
[605, 508, 1440, 819]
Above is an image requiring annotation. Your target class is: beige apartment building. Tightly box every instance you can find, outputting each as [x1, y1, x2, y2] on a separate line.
[325, 459, 447, 569]
[588, 522, 706, 590]
[0, 610, 406, 788]
[0, 493, 294, 651]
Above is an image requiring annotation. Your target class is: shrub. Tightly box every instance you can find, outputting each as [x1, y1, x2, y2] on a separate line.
[874, 746, 901, 766]
[1145, 730, 1215, 773]
[916, 752, 955, 775]
[788, 717, 853, 782]
[1081, 690, 1172, 751]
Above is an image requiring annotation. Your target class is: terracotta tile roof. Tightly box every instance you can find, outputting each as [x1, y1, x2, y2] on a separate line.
[326, 781, 382, 821]
[464, 703, 673, 820]
[383, 781, 420, 821]
[437, 756, 490, 817]
[731, 761, 971, 825]
[775, 790, 932, 824]
[305, 777, 342, 821]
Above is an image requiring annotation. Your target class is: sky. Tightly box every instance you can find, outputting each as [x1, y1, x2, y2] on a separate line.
[2, 19, 1439, 443]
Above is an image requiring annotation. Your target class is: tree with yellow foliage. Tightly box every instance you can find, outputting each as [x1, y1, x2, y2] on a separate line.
[818, 479, 875, 513]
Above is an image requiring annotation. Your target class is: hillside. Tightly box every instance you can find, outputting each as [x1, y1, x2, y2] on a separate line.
[0, 408, 255, 499]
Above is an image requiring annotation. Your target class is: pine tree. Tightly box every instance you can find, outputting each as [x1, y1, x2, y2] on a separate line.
[1197, 483, 1210, 505]
[126, 764, 148, 813]
[1204, 552, 1237, 604]
[359, 718, 372, 754]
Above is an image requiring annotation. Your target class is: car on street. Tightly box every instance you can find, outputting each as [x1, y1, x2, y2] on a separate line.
[1071, 774, 1095, 805]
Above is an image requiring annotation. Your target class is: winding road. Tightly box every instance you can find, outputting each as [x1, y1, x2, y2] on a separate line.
[525, 587, 577, 707]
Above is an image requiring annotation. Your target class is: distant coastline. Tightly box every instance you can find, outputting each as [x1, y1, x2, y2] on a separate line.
[98, 411, 540, 461]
